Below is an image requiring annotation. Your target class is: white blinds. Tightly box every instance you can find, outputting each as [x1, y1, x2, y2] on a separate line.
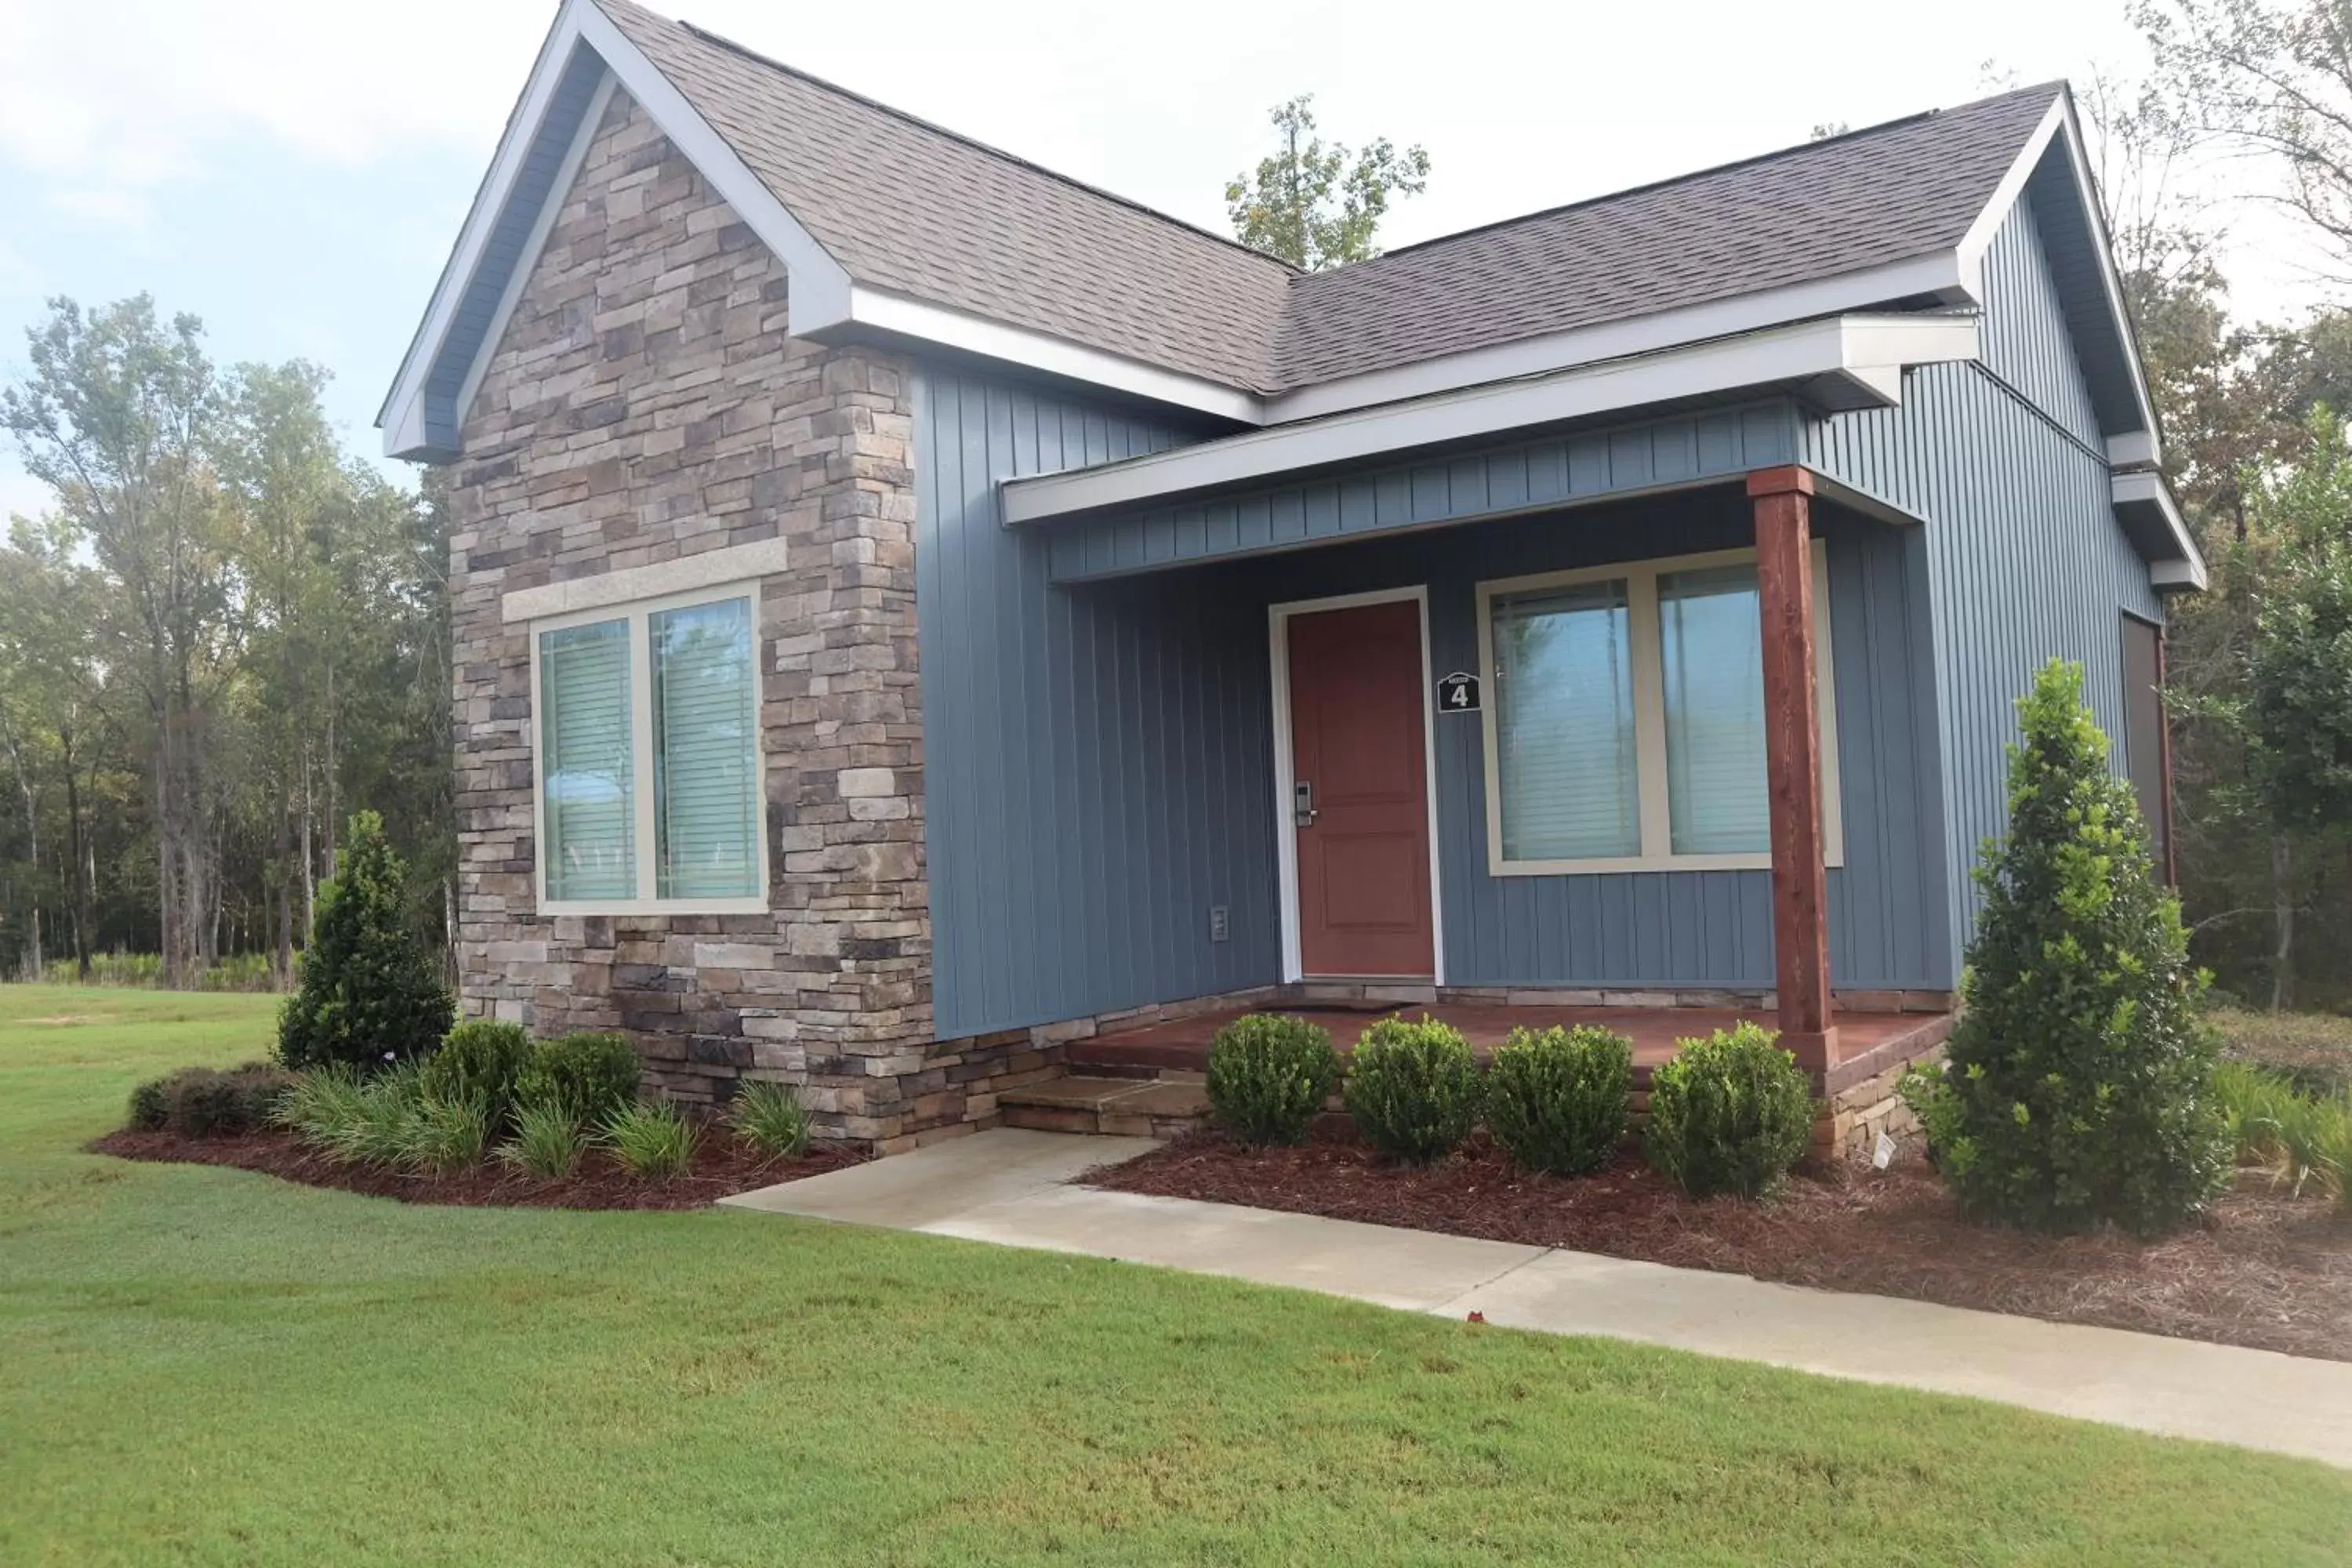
[1491, 579, 1641, 860]
[1657, 564, 1769, 855]
[651, 597, 760, 899]
[539, 619, 637, 901]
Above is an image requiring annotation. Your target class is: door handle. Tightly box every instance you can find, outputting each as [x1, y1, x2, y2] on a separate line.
[1294, 779, 1318, 828]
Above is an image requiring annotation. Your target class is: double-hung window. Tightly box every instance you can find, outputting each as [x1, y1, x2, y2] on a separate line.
[532, 583, 768, 913]
[1475, 545, 1842, 874]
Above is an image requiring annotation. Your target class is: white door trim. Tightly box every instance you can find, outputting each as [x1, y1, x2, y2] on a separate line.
[1267, 585, 1446, 985]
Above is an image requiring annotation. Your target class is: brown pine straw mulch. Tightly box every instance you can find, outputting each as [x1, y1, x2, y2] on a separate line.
[1087, 1131, 2352, 1363]
[89, 1126, 862, 1211]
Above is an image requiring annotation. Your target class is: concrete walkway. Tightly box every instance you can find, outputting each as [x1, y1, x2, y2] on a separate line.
[720, 1128, 2352, 1470]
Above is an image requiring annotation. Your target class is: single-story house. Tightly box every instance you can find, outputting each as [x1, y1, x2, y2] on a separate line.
[382, 0, 2202, 1152]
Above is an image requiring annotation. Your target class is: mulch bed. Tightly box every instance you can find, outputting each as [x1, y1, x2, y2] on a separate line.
[1087, 1131, 2352, 1362]
[89, 1126, 863, 1211]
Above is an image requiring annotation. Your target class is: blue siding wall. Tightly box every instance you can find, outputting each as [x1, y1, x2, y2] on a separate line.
[1808, 193, 2161, 952]
[917, 368, 1955, 1036]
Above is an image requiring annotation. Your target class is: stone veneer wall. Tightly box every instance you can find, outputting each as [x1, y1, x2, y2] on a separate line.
[445, 89, 1012, 1151]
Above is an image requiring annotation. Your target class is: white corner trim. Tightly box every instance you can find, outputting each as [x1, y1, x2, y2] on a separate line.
[1004, 313, 1981, 525]
[1265, 252, 1973, 426]
[1268, 586, 1444, 985]
[835, 285, 1267, 424]
[2113, 469, 2209, 592]
[501, 535, 791, 623]
[454, 71, 618, 443]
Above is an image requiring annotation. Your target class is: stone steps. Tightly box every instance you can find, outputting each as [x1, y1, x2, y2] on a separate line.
[996, 1074, 1210, 1138]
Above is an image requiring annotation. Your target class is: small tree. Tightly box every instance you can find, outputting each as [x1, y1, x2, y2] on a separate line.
[1905, 660, 2229, 1234]
[277, 811, 453, 1071]
[1225, 96, 1429, 270]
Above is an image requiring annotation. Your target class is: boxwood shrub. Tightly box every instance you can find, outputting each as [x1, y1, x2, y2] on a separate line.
[1345, 1015, 1479, 1163]
[127, 1063, 298, 1138]
[1205, 1014, 1340, 1149]
[1644, 1022, 1813, 1198]
[419, 1019, 534, 1131]
[1483, 1024, 1632, 1175]
[515, 1031, 642, 1127]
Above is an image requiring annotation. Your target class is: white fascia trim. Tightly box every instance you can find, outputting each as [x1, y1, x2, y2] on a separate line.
[377, 0, 594, 443]
[2114, 469, 2209, 592]
[2107, 430, 2160, 467]
[1956, 92, 2164, 465]
[1264, 252, 1973, 426]
[833, 285, 1266, 423]
[1003, 312, 1981, 525]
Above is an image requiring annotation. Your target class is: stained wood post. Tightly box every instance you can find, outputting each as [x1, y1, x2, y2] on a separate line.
[1747, 466, 1838, 1078]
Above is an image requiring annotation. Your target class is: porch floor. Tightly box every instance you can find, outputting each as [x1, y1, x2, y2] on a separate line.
[1069, 1000, 1949, 1082]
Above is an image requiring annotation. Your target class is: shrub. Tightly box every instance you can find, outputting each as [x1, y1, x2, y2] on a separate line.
[732, 1081, 811, 1159]
[1900, 662, 2230, 1235]
[1205, 1014, 1341, 1149]
[420, 1020, 534, 1132]
[1345, 1016, 1480, 1163]
[605, 1099, 699, 1179]
[127, 1064, 297, 1137]
[2314, 1104, 2352, 1218]
[499, 1100, 589, 1180]
[275, 811, 453, 1073]
[398, 1096, 490, 1174]
[1644, 1022, 1813, 1199]
[1484, 1025, 1632, 1176]
[515, 1031, 641, 1127]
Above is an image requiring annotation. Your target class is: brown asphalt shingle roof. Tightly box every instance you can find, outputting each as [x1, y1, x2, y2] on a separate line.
[598, 0, 2060, 400]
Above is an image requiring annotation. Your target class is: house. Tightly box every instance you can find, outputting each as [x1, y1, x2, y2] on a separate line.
[382, 0, 2203, 1153]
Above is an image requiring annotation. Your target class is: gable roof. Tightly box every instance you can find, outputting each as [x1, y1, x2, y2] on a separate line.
[379, 0, 2153, 467]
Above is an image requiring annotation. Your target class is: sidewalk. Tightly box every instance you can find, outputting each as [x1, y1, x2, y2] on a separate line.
[720, 1128, 2352, 1470]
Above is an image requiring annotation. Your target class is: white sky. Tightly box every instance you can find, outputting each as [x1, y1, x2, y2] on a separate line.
[0, 0, 2330, 522]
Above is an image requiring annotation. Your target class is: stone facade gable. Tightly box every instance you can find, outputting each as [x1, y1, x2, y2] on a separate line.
[445, 88, 969, 1146]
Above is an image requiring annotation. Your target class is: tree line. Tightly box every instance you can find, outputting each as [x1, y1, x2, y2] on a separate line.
[0, 297, 452, 986]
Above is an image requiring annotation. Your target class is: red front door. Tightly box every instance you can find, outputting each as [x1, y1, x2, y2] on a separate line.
[1287, 600, 1436, 978]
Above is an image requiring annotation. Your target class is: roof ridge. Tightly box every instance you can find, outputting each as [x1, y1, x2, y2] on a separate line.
[644, 7, 1298, 278]
[1324, 80, 2067, 280]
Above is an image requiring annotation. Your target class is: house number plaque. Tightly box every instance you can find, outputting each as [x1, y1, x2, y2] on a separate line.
[1436, 670, 1481, 713]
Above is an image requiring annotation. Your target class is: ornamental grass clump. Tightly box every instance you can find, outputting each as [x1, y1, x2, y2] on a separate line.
[731, 1081, 811, 1159]
[275, 811, 453, 1073]
[605, 1099, 699, 1179]
[1900, 660, 2230, 1236]
[1206, 1014, 1341, 1149]
[1345, 1015, 1479, 1163]
[398, 1096, 490, 1174]
[1483, 1025, 1632, 1176]
[499, 1099, 589, 1180]
[1643, 1022, 1813, 1199]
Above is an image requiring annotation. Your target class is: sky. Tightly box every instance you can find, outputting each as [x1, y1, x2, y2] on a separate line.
[0, 0, 2331, 525]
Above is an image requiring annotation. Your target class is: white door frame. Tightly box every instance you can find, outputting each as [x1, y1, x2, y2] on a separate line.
[1268, 585, 1446, 985]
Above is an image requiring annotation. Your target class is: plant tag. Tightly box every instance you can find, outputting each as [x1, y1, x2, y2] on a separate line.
[1871, 1131, 1897, 1171]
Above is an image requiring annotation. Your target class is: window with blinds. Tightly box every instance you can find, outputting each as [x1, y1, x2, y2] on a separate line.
[1657, 564, 1769, 855]
[539, 619, 637, 902]
[652, 598, 759, 900]
[1490, 580, 1641, 860]
[1478, 546, 1839, 873]
[532, 585, 766, 912]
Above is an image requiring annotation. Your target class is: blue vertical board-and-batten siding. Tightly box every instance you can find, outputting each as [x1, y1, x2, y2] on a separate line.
[915, 365, 1958, 1039]
[1807, 191, 2161, 951]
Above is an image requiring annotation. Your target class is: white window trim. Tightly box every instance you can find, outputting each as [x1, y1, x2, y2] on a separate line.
[528, 579, 771, 916]
[1474, 543, 1844, 877]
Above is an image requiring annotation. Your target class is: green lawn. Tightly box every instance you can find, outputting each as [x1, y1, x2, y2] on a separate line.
[2, 986, 2347, 1566]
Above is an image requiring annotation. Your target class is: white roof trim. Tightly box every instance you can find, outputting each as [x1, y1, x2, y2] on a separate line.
[826, 285, 1265, 423]
[2114, 468, 2209, 591]
[1003, 312, 1982, 526]
[1264, 252, 1973, 425]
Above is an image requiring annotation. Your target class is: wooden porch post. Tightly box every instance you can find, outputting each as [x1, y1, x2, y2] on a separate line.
[1746, 466, 1839, 1078]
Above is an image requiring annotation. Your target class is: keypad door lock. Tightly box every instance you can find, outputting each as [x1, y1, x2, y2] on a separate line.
[1294, 779, 1318, 828]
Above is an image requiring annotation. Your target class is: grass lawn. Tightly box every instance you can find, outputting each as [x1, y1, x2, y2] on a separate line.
[2, 986, 2347, 1566]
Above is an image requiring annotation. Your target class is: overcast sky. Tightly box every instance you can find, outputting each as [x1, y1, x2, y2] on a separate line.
[0, 0, 2328, 522]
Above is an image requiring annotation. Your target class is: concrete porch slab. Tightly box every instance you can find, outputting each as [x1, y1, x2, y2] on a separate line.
[719, 1129, 2352, 1470]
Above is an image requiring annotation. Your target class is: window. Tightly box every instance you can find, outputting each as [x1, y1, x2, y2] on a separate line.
[1476, 546, 1842, 875]
[531, 584, 768, 913]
